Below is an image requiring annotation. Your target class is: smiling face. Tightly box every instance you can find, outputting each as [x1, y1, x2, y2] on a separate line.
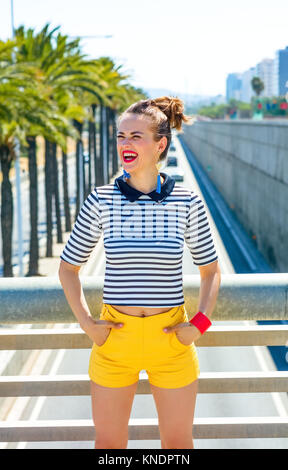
[117, 113, 167, 175]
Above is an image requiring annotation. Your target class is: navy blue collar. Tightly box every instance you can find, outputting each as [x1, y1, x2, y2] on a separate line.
[114, 172, 175, 203]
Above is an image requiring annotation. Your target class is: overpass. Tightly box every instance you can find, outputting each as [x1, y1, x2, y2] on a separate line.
[0, 122, 288, 448]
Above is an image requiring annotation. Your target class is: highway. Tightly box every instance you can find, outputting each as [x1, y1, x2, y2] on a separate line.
[2, 134, 288, 449]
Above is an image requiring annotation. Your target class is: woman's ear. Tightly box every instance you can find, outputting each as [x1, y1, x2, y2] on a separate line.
[158, 136, 167, 154]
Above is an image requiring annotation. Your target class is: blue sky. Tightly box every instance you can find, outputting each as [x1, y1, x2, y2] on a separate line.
[1, 0, 288, 97]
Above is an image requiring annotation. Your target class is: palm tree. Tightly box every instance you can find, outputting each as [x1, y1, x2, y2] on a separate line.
[87, 57, 133, 189]
[1, 27, 82, 275]
[0, 25, 149, 277]
[13, 24, 105, 259]
[24, 107, 77, 276]
[0, 39, 40, 276]
[251, 76, 265, 96]
[251, 77, 265, 118]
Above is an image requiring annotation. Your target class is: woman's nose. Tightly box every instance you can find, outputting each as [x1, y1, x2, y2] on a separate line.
[122, 137, 132, 145]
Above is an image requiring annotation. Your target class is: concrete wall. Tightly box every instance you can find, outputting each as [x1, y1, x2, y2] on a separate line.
[181, 120, 288, 272]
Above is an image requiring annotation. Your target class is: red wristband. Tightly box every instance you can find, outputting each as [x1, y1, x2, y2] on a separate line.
[189, 311, 212, 334]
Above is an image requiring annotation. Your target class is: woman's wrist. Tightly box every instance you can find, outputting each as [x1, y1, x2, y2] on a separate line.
[189, 311, 212, 335]
[79, 314, 95, 330]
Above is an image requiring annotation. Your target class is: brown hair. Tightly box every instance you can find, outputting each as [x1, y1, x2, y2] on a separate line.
[117, 96, 196, 162]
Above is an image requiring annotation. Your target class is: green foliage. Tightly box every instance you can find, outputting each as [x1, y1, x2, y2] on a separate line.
[251, 95, 288, 117]
[0, 22, 145, 159]
[197, 95, 288, 120]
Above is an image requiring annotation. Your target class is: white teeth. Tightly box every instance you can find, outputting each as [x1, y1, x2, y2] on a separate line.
[123, 152, 137, 157]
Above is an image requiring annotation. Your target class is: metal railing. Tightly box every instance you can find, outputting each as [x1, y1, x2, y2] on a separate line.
[0, 273, 288, 443]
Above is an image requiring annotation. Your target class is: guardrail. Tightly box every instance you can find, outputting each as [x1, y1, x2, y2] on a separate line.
[0, 273, 288, 444]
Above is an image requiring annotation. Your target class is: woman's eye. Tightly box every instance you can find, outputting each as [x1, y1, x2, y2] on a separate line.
[117, 135, 140, 139]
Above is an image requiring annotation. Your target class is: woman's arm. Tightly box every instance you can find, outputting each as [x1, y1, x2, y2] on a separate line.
[196, 259, 221, 320]
[184, 192, 221, 321]
[163, 260, 221, 343]
[58, 260, 124, 345]
[58, 260, 92, 328]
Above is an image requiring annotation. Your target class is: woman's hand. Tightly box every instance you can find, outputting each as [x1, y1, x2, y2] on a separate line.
[79, 315, 124, 346]
[163, 321, 202, 345]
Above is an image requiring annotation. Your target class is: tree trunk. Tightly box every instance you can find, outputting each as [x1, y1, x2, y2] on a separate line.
[111, 109, 119, 175]
[92, 104, 98, 188]
[44, 138, 53, 257]
[51, 142, 62, 243]
[93, 104, 102, 187]
[0, 147, 14, 277]
[26, 136, 40, 276]
[61, 145, 71, 233]
[87, 115, 93, 196]
[99, 102, 104, 185]
[73, 119, 83, 219]
[106, 107, 111, 181]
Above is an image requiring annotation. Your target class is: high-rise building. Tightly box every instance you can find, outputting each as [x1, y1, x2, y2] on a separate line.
[272, 46, 288, 96]
[226, 73, 242, 102]
[226, 46, 288, 102]
[255, 58, 274, 97]
[240, 67, 256, 103]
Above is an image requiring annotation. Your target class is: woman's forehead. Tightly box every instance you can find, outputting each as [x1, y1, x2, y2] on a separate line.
[118, 114, 152, 133]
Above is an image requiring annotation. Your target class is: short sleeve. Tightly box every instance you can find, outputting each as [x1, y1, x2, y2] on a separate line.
[184, 192, 218, 266]
[60, 187, 102, 266]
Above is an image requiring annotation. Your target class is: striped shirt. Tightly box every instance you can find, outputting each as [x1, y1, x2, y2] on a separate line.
[60, 172, 218, 307]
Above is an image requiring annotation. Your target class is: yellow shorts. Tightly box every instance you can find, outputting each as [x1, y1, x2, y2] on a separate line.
[88, 303, 200, 389]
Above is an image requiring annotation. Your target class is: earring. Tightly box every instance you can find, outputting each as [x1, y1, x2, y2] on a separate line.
[123, 168, 131, 179]
[156, 173, 161, 193]
[155, 152, 161, 193]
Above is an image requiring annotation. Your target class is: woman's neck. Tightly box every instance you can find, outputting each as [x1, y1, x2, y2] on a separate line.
[125, 171, 164, 194]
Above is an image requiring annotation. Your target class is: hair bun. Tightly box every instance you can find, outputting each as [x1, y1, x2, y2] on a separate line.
[149, 96, 195, 130]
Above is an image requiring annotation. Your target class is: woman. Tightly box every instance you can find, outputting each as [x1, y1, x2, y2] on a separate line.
[58, 96, 221, 449]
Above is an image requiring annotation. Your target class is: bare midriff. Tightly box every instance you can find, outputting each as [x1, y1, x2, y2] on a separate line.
[110, 305, 172, 317]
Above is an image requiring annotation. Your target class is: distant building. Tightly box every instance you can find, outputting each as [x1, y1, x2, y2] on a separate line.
[240, 67, 256, 103]
[255, 58, 274, 97]
[226, 73, 242, 102]
[226, 46, 288, 102]
[272, 46, 288, 96]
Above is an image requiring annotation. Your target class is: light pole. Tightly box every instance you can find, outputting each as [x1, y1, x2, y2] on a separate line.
[10, 0, 24, 277]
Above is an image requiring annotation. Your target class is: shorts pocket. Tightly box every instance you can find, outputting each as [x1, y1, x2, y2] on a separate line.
[171, 330, 191, 349]
[169, 307, 191, 350]
[95, 327, 113, 348]
[95, 306, 115, 349]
